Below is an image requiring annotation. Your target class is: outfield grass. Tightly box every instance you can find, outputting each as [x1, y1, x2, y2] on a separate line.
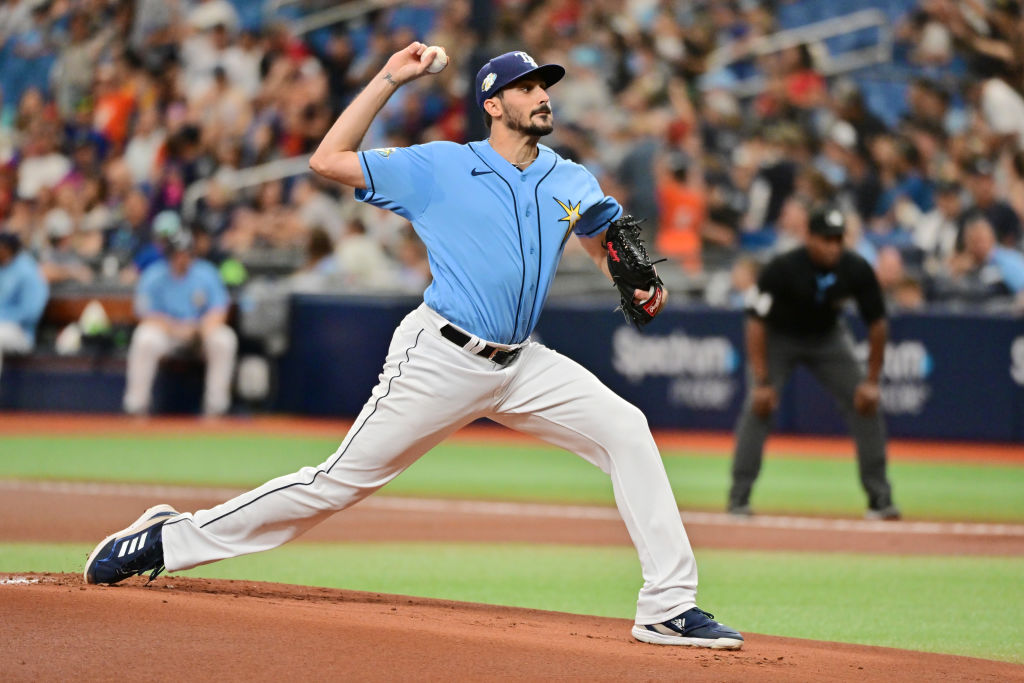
[1, 435, 1022, 521]
[2, 541, 1020, 664]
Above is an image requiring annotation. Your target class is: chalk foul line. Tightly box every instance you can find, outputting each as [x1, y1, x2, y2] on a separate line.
[1, 479, 1021, 538]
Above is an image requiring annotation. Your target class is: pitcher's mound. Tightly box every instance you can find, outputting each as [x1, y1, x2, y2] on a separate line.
[2, 573, 1019, 681]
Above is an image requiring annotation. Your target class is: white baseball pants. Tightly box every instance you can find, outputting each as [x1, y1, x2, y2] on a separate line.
[123, 321, 238, 416]
[163, 303, 698, 623]
[0, 321, 32, 381]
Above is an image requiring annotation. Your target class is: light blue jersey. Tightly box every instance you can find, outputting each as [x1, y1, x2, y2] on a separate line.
[357, 139, 621, 343]
[0, 251, 48, 343]
[135, 259, 229, 322]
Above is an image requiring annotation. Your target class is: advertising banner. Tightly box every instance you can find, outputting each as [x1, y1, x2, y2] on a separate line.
[281, 296, 1024, 442]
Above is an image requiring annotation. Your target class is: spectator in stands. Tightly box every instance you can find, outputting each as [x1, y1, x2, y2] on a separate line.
[130, 0, 184, 53]
[221, 28, 264, 99]
[0, 232, 48, 380]
[913, 179, 962, 274]
[189, 178, 236, 243]
[832, 82, 888, 158]
[0, 0, 1020, 320]
[51, 10, 112, 119]
[705, 254, 759, 309]
[223, 179, 304, 255]
[875, 246, 907, 307]
[91, 61, 136, 149]
[655, 152, 705, 274]
[123, 229, 236, 417]
[959, 157, 1021, 249]
[770, 196, 809, 255]
[781, 43, 827, 111]
[899, 5, 954, 68]
[830, 123, 883, 227]
[38, 208, 93, 286]
[16, 130, 70, 202]
[123, 106, 166, 185]
[191, 65, 252, 147]
[964, 59, 1024, 151]
[871, 135, 934, 237]
[188, 0, 239, 34]
[291, 176, 344, 241]
[393, 230, 431, 294]
[336, 218, 396, 289]
[843, 210, 878, 267]
[944, 215, 1024, 311]
[287, 228, 339, 294]
[103, 189, 153, 282]
[891, 276, 926, 312]
[760, 125, 804, 225]
[905, 78, 958, 136]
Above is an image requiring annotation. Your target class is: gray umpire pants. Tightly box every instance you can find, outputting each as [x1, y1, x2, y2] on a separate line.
[728, 322, 894, 510]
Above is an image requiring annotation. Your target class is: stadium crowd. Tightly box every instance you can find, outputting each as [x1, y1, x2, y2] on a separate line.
[1, 0, 1024, 346]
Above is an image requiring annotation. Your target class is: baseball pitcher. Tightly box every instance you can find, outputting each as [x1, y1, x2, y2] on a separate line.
[85, 43, 743, 649]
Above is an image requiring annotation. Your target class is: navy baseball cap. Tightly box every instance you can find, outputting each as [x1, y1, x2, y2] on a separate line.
[475, 51, 565, 110]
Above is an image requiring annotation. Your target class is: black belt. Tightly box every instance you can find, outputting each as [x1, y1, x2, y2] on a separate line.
[439, 324, 521, 366]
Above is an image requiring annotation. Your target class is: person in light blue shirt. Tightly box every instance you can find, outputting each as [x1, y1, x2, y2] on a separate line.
[86, 45, 743, 651]
[0, 232, 49, 380]
[123, 229, 237, 416]
[954, 215, 1024, 310]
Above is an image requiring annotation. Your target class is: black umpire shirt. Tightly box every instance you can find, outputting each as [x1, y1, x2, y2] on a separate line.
[747, 246, 886, 336]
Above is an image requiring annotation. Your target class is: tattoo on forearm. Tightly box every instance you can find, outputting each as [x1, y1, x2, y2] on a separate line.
[383, 72, 397, 86]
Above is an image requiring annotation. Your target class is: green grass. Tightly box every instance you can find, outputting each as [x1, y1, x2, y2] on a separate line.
[2, 435, 1023, 522]
[3, 542, 1021, 664]
[1, 435, 1022, 521]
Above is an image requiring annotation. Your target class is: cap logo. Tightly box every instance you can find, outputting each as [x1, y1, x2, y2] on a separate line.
[827, 210, 843, 226]
[514, 51, 538, 67]
[481, 72, 497, 92]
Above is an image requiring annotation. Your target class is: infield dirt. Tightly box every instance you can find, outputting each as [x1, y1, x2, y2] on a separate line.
[3, 573, 1023, 682]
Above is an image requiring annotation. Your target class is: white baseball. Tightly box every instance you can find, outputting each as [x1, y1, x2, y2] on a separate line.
[422, 45, 448, 74]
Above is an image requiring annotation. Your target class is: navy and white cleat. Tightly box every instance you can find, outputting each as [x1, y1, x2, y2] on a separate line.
[632, 607, 744, 649]
[83, 504, 179, 585]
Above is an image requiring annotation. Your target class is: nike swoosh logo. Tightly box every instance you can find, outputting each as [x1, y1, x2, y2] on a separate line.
[471, 168, 493, 176]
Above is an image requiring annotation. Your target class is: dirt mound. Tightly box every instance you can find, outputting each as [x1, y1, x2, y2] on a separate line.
[3, 574, 1021, 682]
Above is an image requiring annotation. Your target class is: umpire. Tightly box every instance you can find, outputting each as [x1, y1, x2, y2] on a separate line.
[727, 205, 899, 520]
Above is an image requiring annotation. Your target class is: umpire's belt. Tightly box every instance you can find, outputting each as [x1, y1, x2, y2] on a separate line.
[439, 325, 521, 366]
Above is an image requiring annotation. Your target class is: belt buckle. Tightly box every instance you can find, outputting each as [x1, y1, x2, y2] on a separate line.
[487, 347, 500, 361]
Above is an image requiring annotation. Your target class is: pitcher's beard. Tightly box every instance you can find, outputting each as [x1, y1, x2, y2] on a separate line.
[509, 111, 554, 136]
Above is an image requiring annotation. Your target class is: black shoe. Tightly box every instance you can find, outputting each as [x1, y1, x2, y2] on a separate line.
[865, 504, 901, 521]
[633, 607, 744, 649]
[727, 503, 753, 517]
[83, 505, 178, 585]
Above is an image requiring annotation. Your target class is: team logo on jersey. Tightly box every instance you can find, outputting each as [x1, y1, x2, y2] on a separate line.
[554, 198, 582, 232]
[481, 72, 497, 92]
[555, 198, 582, 246]
[373, 147, 396, 158]
[192, 289, 207, 309]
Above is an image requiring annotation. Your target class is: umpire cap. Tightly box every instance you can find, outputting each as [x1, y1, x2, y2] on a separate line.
[809, 205, 846, 237]
[475, 51, 565, 109]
